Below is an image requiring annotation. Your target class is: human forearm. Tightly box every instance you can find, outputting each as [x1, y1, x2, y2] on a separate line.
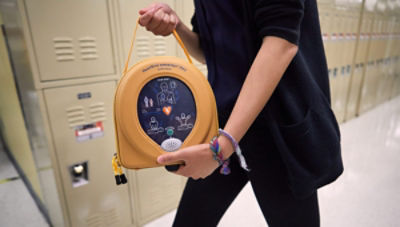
[220, 36, 298, 157]
[175, 21, 205, 64]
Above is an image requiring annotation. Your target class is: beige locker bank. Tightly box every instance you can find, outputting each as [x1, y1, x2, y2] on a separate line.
[0, 0, 199, 226]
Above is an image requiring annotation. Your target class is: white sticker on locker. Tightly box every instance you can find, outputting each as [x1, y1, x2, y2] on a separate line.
[75, 122, 104, 142]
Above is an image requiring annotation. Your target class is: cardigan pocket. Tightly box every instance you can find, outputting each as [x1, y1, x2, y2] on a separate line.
[279, 108, 312, 138]
[276, 106, 342, 197]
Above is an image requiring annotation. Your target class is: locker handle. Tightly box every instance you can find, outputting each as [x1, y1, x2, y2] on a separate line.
[122, 19, 193, 77]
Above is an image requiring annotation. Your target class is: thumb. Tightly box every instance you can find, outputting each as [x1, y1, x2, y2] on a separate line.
[157, 152, 184, 165]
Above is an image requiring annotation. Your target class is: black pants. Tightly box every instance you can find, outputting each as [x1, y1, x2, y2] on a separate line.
[173, 115, 320, 227]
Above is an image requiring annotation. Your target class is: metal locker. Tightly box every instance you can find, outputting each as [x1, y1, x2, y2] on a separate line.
[346, 63, 363, 119]
[132, 168, 184, 225]
[374, 18, 385, 105]
[394, 20, 400, 97]
[382, 17, 394, 102]
[374, 59, 384, 105]
[388, 19, 400, 99]
[330, 10, 342, 68]
[323, 5, 334, 69]
[385, 19, 395, 101]
[335, 65, 349, 123]
[343, 13, 360, 118]
[319, 6, 329, 53]
[344, 6, 363, 121]
[331, 9, 345, 118]
[328, 9, 338, 114]
[368, 18, 382, 108]
[357, 14, 376, 115]
[24, 0, 116, 81]
[43, 81, 132, 227]
[320, 4, 337, 110]
[393, 57, 400, 97]
[352, 14, 371, 116]
[357, 15, 371, 64]
[336, 11, 353, 123]
[379, 58, 391, 103]
[359, 61, 374, 113]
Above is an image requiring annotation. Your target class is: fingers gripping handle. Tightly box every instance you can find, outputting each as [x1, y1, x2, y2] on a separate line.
[122, 18, 193, 77]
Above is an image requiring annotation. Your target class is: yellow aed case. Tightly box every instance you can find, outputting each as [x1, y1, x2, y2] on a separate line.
[114, 21, 218, 170]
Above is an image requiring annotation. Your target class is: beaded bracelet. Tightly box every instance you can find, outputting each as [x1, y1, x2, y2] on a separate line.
[218, 129, 250, 171]
[210, 136, 231, 175]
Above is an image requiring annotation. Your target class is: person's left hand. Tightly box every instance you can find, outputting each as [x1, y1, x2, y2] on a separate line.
[157, 144, 219, 180]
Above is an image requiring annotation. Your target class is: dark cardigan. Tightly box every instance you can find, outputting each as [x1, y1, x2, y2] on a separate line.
[192, 0, 343, 198]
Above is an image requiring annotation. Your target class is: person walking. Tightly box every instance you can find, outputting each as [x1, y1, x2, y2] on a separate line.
[138, 1, 343, 226]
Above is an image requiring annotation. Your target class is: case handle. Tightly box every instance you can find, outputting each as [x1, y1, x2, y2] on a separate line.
[122, 18, 193, 76]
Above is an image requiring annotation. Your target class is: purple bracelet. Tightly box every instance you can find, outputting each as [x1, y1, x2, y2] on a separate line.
[210, 136, 231, 175]
[218, 129, 250, 171]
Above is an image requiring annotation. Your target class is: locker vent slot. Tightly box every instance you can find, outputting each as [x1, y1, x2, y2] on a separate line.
[79, 37, 98, 60]
[104, 209, 119, 225]
[140, 173, 181, 215]
[89, 102, 106, 122]
[86, 209, 119, 227]
[154, 37, 166, 56]
[86, 214, 103, 227]
[66, 106, 85, 127]
[137, 36, 150, 58]
[53, 37, 75, 62]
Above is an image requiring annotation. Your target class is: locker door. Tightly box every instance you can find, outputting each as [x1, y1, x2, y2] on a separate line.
[333, 10, 350, 119]
[370, 19, 382, 108]
[324, 9, 334, 69]
[362, 16, 377, 113]
[381, 58, 391, 102]
[321, 7, 335, 105]
[44, 81, 132, 227]
[117, 0, 176, 69]
[382, 18, 393, 102]
[343, 14, 360, 118]
[330, 10, 341, 115]
[356, 15, 369, 64]
[359, 61, 372, 114]
[25, 0, 116, 81]
[337, 12, 353, 123]
[346, 63, 363, 120]
[375, 19, 385, 105]
[386, 20, 397, 100]
[319, 8, 329, 54]
[393, 58, 400, 97]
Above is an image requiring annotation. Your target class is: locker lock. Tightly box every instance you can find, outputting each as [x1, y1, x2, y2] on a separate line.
[73, 165, 84, 177]
[69, 161, 89, 188]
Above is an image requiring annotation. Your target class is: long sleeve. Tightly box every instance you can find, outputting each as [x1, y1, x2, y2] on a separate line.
[190, 13, 199, 34]
[253, 0, 305, 45]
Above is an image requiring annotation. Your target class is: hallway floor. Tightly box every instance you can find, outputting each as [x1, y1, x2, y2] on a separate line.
[0, 143, 48, 227]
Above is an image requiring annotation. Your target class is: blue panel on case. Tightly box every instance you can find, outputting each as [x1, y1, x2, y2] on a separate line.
[137, 76, 196, 146]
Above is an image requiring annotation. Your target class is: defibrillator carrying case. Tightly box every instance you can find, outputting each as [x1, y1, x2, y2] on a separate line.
[113, 21, 219, 170]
